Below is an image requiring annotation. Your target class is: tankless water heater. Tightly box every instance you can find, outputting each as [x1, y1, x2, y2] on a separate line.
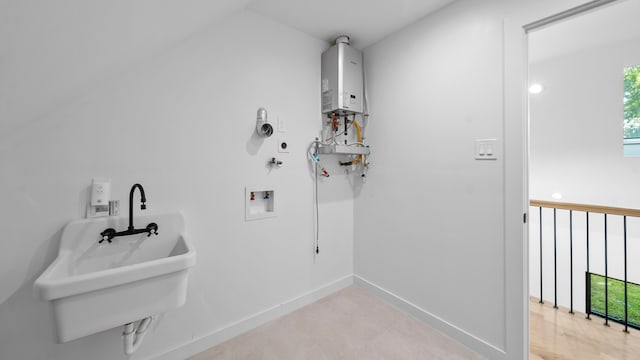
[321, 35, 364, 115]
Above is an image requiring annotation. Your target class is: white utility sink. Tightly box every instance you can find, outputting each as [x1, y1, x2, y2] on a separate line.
[34, 211, 195, 342]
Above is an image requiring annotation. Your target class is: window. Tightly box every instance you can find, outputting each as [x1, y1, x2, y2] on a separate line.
[624, 64, 640, 156]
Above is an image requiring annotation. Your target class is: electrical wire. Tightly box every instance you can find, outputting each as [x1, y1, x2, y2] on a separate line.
[314, 142, 320, 255]
[309, 115, 367, 257]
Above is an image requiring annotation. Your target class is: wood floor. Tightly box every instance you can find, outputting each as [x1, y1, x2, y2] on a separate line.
[530, 298, 640, 359]
[189, 286, 484, 360]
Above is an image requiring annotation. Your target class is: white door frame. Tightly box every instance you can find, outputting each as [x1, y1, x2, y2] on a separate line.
[504, 0, 623, 359]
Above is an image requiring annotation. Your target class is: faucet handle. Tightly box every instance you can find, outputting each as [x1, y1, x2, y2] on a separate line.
[99, 228, 116, 243]
[146, 223, 158, 237]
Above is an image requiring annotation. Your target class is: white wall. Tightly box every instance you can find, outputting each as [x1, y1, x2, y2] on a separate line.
[530, 39, 640, 208]
[355, 1, 521, 358]
[0, 10, 354, 360]
[352, 0, 598, 357]
[529, 36, 640, 309]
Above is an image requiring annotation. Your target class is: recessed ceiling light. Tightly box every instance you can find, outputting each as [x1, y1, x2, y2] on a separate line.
[551, 192, 562, 200]
[529, 83, 544, 94]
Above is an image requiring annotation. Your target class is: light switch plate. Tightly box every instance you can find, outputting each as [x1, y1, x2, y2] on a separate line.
[475, 139, 497, 160]
[277, 116, 287, 133]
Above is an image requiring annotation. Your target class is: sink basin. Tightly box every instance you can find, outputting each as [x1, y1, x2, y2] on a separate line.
[34, 211, 196, 342]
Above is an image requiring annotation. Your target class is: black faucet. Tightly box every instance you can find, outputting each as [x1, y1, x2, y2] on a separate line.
[99, 183, 159, 243]
[128, 184, 146, 231]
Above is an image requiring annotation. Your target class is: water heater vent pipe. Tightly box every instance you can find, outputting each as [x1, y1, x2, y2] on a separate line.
[335, 35, 350, 45]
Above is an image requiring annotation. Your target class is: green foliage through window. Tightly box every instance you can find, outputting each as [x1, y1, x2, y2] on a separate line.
[624, 65, 640, 139]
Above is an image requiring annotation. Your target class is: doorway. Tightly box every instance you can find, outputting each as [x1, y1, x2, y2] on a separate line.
[525, 0, 640, 358]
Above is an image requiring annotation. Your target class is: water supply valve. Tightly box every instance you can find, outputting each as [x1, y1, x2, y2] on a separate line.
[269, 157, 284, 168]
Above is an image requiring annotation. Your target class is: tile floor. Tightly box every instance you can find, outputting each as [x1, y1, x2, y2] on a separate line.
[189, 285, 485, 359]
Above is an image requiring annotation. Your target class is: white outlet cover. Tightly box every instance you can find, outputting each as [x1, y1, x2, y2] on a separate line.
[278, 138, 289, 153]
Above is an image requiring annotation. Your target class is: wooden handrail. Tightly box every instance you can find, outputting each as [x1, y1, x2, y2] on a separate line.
[530, 200, 640, 218]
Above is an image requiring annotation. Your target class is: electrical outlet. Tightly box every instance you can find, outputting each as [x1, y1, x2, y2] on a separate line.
[278, 138, 289, 153]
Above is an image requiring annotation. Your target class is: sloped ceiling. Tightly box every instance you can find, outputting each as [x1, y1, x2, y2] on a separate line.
[0, 0, 454, 137]
[247, 0, 455, 49]
[0, 0, 252, 137]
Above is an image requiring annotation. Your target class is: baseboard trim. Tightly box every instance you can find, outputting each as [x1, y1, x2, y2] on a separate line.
[151, 274, 354, 360]
[354, 275, 506, 360]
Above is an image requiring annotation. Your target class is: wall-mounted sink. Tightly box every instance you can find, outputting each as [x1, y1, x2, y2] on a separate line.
[34, 211, 196, 342]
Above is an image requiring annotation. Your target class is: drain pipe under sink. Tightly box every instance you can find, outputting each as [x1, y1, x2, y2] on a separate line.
[123, 317, 152, 355]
